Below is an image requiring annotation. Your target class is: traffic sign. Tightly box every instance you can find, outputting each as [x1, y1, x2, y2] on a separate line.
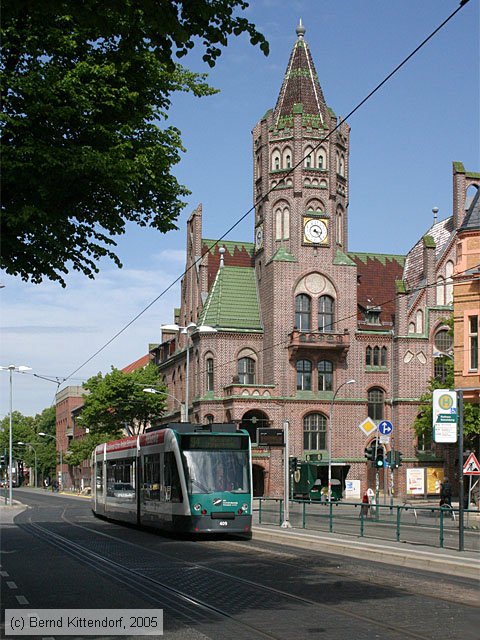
[463, 452, 480, 476]
[433, 389, 458, 443]
[378, 420, 393, 435]
[358, 417, 377, 436]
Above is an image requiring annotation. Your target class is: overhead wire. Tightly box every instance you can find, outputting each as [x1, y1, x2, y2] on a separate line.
[61, 0, 472, 383]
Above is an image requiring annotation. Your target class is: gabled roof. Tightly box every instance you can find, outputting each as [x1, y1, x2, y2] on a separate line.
[198, 266, 262, 332]
[273, 21, 329, 129]
[403, 217, 454, 287]
[460, 187, 480, 231]
[122, 354, 150, 373]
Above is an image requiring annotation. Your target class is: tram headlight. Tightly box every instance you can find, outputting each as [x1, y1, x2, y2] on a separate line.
[193, 503, 202, 511]
[242, 503, 249, 512]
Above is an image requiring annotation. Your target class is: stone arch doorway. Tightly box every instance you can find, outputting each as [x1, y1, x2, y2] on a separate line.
[252, 464, 265, 497]
[239, 409, 270, 444]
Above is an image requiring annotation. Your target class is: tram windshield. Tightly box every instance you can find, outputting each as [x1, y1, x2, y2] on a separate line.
[182, 450, 250, 494]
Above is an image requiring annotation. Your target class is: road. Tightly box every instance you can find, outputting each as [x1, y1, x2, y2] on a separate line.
[1, 488, 478, 640]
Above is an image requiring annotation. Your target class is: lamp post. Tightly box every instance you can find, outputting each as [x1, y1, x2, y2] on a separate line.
[161, 323, 217, 423]
[0, 364, 32, 505]
[143, 387, 186, 421]
[38, 432, 63, 489]
[328, 379, 355, 502]
[16, 442, 37, 488]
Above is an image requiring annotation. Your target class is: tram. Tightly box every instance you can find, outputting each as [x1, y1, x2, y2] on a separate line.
[91, 423, 252, 535]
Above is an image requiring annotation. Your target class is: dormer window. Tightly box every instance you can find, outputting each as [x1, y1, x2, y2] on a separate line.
[364, 307, 381, 325]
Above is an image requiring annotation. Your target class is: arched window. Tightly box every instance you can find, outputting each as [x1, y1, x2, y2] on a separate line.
[415, 309, 423, 334]
[296, 360, 312, 391]
[318, 295, 335, 332]
[272, 149, 281, 171]
[275, 207, 282, 240]
[205, 414, 214, 424]
[304, 146, 313, 168]
[408, 322, 415, 334]
[303, 413, 327, 450]
[434, 328, 453, 354]
[373, 346, 380, 366]
[436, 276, 445, 305]
[238, 357, 255, 384]
[336, 151, 340, 174]
[317, 148, 327, 169]
[366, 346, 372, 366]
[283, 207, 290, 240]
[206, 357, 214, 392]
[283, 147, 292, 169]
[445, 260, 454, 304]
[381, 347, 387, 367]
[295, 294, 311, 331]
[368, 388, 385, 421]
[318, 360, 333, 391]
[336, 209, 343, 246]
[275, 204, 290, 240]
[339, 153, 345, 176]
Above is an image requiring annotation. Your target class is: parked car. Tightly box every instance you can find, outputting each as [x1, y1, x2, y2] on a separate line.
[112, 482, 135, 500]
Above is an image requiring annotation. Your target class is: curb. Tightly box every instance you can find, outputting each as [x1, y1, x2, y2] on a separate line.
[252, 526, 480, 580]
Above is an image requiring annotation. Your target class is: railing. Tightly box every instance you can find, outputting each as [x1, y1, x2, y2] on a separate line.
[255, 498, 480, 553]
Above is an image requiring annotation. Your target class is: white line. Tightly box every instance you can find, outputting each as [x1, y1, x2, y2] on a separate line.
[16, 595, 29, 605]
[6, 581, 17, 589]
[0, 570, 9, 577]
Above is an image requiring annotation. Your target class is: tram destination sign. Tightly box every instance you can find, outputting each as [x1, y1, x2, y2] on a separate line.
[257, 428, 285, 447]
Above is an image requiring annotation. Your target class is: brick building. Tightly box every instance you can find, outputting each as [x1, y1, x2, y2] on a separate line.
[151, 23, 479, 498]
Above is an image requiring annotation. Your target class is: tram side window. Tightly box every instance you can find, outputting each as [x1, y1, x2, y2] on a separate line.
[163, 452, 183, 503]
[143, 454, 160, 501]
[106, 458, 136, 496]
[96, 463, 104, 496]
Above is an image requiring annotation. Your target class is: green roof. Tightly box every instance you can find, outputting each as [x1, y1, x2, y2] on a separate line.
[334, 249, 356, 266]
[198, 266, 263, 331]
[268, 247, 297, 263]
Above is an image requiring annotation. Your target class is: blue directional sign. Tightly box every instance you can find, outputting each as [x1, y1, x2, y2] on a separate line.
[378, 420, 393, 435]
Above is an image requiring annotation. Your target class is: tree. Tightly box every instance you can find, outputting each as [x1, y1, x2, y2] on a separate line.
[78, 362, 168, 438]
[1, 1, 268, 286]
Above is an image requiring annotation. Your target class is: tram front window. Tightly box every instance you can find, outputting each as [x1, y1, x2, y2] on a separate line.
[182, 451, 249, 494]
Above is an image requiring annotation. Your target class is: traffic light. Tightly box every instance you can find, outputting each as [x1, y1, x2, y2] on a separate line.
[0, 454, 5, 467]
[364, 444, 375, 463]
[395, 451, 403, 467]
[375, 446, 385, 468]
[289, 457, 298, 473]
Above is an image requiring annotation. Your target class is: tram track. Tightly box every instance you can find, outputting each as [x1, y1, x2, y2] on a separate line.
[15, 505, 446, 640]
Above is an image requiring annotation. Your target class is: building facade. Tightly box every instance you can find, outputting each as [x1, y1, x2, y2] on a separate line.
[151, 24, 479, 498]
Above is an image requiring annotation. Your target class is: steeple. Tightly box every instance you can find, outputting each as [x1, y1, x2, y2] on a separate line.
[273, 20, 329, 129]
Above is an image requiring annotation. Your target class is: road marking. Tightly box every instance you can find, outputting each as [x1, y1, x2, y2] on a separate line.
[6, 581, 17, 589]
[16, 595, 29, 604]
[0, 570, 9, 577]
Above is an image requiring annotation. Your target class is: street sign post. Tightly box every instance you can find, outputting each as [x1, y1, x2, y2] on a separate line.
[378, 420, 393, 436]
[463, 452, 480, 476]
[433, 389, 458, 443]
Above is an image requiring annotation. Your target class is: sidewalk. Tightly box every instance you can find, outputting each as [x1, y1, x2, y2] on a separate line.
[252, 523, 480, 580]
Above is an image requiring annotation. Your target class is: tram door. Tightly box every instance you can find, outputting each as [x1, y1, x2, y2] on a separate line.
[252, 464, 265, 497]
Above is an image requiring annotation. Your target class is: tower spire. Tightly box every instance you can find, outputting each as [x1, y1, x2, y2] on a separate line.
[296, 18, 306, 39]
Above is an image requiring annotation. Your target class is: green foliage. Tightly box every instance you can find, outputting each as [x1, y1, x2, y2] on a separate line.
[78, 362, 167, 437]
[0, 1, 268, 286]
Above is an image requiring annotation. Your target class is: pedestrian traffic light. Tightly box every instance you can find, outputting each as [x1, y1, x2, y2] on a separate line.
[289, 457, 298, 473]
[375, 446, 385, 468]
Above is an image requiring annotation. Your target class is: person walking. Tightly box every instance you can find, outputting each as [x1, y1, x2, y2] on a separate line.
[360, 489, 370, 518]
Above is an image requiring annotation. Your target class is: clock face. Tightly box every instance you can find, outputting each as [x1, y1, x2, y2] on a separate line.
[255, 226, 264, 250]
[304, 218, 328, 244]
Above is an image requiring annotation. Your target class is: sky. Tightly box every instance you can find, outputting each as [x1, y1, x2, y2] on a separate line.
[1, 0, 479, 418]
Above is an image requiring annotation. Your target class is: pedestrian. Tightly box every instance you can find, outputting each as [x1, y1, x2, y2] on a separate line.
[360, 490, 370, 518]
[440, 478, 452, 507]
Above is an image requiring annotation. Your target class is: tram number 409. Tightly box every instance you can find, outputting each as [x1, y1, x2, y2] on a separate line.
[219, 521, 229, 527]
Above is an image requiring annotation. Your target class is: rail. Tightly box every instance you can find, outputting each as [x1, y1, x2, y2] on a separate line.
[255, 498, 480, 553]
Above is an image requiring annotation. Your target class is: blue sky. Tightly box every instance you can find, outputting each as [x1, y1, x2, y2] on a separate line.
[1, 0, 479, 417]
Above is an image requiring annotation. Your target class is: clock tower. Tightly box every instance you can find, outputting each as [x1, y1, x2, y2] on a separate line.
[251, 20, 356, 394]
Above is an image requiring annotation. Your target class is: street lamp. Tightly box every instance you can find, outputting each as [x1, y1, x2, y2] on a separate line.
[328, 379, 355, 502]
[16, 442, 37, 488]
[142, 387, 186, 422]
[38, 432, 63, 489]
[0, 364, 32, 505]
[161, 323, 217, 422]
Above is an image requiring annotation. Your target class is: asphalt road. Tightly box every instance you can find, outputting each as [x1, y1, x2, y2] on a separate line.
[1, 488, 478, 640]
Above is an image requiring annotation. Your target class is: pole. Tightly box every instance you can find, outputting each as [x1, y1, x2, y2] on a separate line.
[185, 330, 190, 423]
[458, 390, 464, 552]
[8, 367, 13, 506]
[281, 420, 291, 528]
[329, 379, 355, 502]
